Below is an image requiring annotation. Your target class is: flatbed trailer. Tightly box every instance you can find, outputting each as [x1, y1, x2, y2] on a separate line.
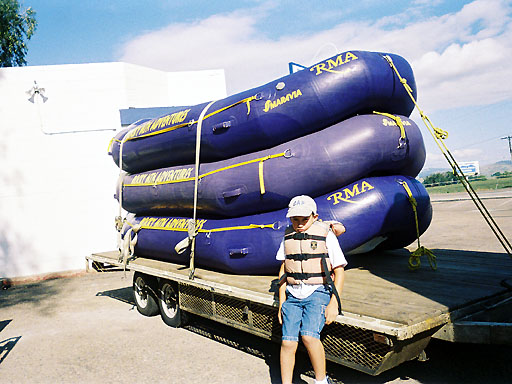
[86, 248, 512, 375]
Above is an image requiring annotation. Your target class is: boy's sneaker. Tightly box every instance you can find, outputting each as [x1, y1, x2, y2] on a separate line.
[314, 376, 340, 384]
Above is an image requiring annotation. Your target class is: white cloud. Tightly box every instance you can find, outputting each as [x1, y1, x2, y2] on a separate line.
[119, 0, 512, 111]
[424, 152, 448, 169]
[452, 148, 484, 159]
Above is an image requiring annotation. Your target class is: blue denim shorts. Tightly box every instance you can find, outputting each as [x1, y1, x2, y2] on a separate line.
[281, 285, 331, 341]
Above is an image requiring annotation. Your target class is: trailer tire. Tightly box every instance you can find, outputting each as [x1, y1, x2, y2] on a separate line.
[133, 272, 159, 317]
[158, 279, 183, 327]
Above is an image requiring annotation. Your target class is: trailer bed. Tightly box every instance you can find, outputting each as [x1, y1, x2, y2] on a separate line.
[86, 248, 512, 374]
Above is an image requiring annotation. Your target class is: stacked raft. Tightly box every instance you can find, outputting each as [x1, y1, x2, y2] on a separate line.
[110, 50, 432, 275]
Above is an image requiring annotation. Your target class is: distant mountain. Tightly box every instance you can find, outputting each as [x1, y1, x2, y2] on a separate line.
[418, 167, 450, 179]
[480, 160, 512, 176]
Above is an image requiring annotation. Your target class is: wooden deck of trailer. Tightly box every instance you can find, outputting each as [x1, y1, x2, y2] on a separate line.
[87, 247, 512, 341]
[86, 191, 512, 375]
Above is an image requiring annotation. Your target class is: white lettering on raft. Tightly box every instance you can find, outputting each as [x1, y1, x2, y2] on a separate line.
[382, 118, 411, 127]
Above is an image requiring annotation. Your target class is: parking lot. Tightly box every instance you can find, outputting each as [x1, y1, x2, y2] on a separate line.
[1, 189, 511, 383]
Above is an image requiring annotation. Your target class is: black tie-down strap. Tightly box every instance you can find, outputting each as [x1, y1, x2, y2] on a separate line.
[286, 272, 326, 280]
[321, 256, 343, 316]
[286, 253, 327, 261]
[285, 232, 327, 241]
[280, 254, 343, 316]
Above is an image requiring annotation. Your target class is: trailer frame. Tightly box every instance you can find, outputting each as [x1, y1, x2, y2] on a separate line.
[86, 248, 512, 376]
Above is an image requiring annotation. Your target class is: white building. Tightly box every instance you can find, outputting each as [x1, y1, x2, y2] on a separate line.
[0, 62, 227, 279]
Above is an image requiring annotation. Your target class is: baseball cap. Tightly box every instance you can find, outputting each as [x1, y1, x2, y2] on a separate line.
[286, 195, 317, 218]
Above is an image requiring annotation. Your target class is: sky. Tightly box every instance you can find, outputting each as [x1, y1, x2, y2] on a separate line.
[20, 0, 512, 170]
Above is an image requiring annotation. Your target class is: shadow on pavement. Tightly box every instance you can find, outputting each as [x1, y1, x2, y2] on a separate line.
[95, 281, 512, 383]
[96, 286, 135, 306]
[0, 336, 21, 365]
[0, 320, 11, 333]
[322, 338, 512, 384]
[0, 320, 20, 366]
[0, 278, 73, 315]
[183, 314, 291, 384]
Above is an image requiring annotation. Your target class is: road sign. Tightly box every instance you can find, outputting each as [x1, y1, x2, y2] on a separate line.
[459, 161, 480, 176]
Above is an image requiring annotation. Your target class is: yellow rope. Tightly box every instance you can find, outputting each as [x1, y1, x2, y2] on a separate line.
[111, 95, 259, 147]
[258, 159, 266, 194]
[399, 180, 437, 271]
[124, 151, 287, 195]
[107, 136, 115, 153]
[140, 223, 276, 233]
[384, 54, 512, 258]
[258, 155, 276, 194]
[409, 246, 437, 271]
[373, 111, 407, 142]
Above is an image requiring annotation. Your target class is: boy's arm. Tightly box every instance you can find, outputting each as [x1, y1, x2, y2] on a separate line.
[277, 262, 287, 325]
[324, 220, 346, 237]
[325, 266, 345, 325]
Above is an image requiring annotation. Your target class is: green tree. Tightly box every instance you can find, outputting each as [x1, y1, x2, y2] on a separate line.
[423, 171, 458, 185]
[0, 0, 37, 67]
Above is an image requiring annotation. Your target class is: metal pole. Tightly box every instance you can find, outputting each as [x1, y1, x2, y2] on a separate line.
[501, 136, 512, 162]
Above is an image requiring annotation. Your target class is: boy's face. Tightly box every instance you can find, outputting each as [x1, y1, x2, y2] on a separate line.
[290, 214, 318, 233]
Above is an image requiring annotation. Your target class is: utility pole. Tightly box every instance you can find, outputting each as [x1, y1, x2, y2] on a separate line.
[502, 135, 512, 162]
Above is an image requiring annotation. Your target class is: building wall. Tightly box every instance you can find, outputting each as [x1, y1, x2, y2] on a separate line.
[0, 63, 226, 278]
[167, 70, 227, 106]
[122, 63, 169, 108]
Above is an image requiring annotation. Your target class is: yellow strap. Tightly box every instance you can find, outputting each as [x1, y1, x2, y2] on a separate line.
[399, 180, 416, 208]
[140, 223, 276, 233]
[202, 223, 275, 233]
[384, 54, 512, 258]
[259, 160, 266, 194]
[124, 151, 287, 189]
[398, 180, 437, 271]
[373, 111, 406, 142]
[112, 95, 259, 146]
[258, 155, 275, 194]
[107, 136, 115, 153]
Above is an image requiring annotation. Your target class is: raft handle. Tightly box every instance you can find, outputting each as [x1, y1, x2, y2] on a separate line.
[223, 187, 245, 199]
[212, 119, 233, 132]
[229, 248, 250, 258]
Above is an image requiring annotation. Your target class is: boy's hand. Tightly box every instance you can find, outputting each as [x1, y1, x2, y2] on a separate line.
[278, 305, 283, 325]
[325, 300, 339, 325]
[325, 220, 346, 237]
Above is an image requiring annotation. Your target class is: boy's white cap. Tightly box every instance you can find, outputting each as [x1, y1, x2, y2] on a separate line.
[286, 195, 317, 218]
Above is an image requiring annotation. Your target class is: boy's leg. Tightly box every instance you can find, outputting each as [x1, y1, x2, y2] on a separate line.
[302, 335, 326, 381]
[300, 286, 331, 382]
[280, 340, 298, 384]
[280, 293, 303, 384]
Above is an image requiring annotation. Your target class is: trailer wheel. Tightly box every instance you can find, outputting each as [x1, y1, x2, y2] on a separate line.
[158, 280, 183, 327]
[133, 272, 159, 317]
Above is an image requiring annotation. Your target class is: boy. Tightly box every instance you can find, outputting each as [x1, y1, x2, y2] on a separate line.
[276, 195, 346, 384]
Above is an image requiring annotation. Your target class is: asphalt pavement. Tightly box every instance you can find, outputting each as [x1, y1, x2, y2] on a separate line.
[1, 189, 511, 384]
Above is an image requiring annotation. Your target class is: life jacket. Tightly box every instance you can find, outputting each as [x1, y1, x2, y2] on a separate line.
[283, 221, 332, 285]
